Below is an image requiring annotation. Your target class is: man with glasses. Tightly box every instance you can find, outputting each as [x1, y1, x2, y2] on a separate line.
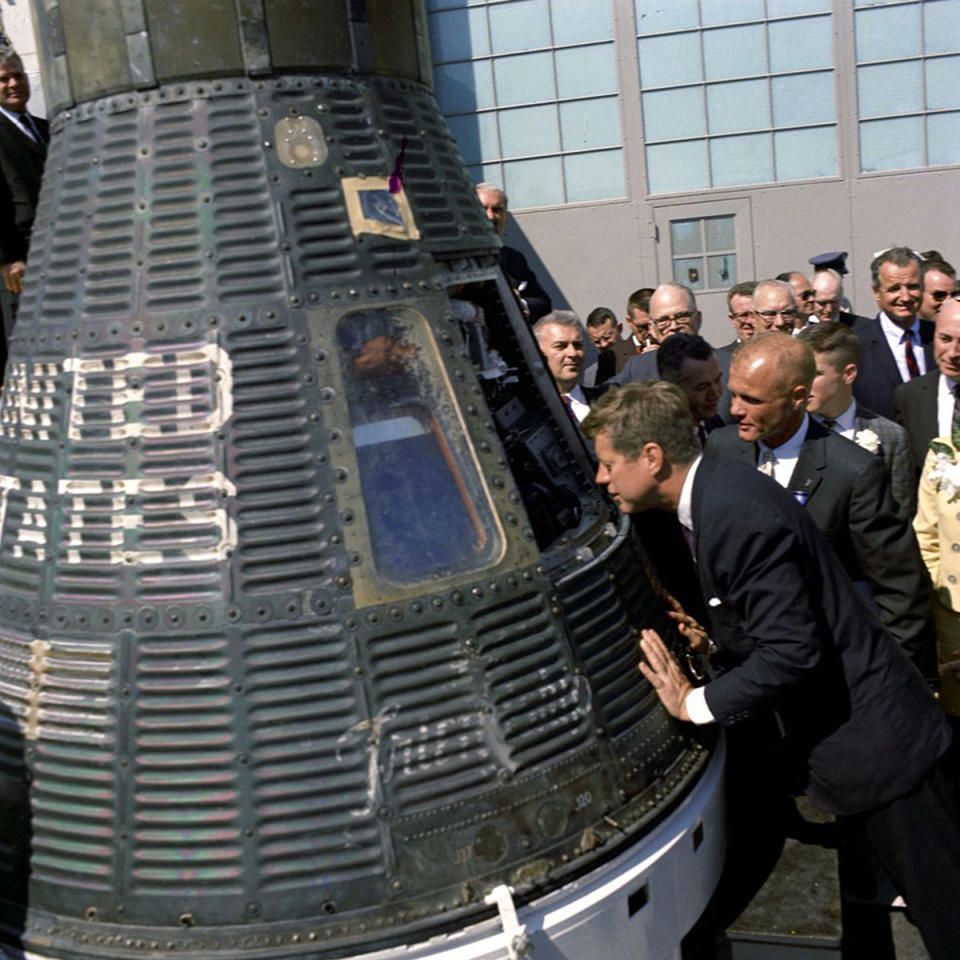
[718, 280, 757, 354]
[811, 268, 860, 327]
[918, 257, 957, 326]
[752, 279, 798, 334]
[776, 271, 816, 329]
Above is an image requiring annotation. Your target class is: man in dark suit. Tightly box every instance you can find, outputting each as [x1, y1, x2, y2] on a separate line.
[852, 246, 932, 419]
[0, 51, 47, 358]
[811, 268, 867, 327]
[798, 321, 916, 514]
[656, 333, 724, 448]
[582, 306, 634, 387]
[583, 381, 960, 958]
[894, 294, 960, 476]
[707, 333, 933, 671]
[476, 183, 551, 323]
[533, 311, 602, 424]
[716, 280, 757, 354]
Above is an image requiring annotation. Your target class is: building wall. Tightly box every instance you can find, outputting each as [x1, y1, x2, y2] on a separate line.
[428, 0, 960, 345]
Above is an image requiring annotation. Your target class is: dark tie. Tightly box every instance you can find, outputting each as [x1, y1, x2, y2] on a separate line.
[18, 112, 45, 147]
[821, 418, 838, 431]
[697, 421, 708, 448]
[902, 331, 920, 380]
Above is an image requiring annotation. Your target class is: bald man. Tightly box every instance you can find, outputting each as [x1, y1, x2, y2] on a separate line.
[707, 333, 933, 670]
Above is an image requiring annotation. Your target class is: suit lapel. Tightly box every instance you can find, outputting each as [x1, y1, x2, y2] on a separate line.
[867, 316, 903, 387]
[787, 422, 827, 500]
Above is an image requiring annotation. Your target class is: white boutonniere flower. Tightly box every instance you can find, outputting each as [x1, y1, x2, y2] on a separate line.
[928, 440, 960, 502]
[854, 428, 880, 455]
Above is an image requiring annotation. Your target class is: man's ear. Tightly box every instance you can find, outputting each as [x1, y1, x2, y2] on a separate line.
[843, 362, 858, 386]
[642, 441, 665, 475]
[792, 383, 810, 410]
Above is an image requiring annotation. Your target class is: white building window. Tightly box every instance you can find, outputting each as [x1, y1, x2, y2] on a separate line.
[636, 0, 839, 194]
[428, 0, 626, 209]
[855, 0, 960, 172]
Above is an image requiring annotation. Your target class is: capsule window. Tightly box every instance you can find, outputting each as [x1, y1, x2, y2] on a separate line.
[336, 307, 504, 584]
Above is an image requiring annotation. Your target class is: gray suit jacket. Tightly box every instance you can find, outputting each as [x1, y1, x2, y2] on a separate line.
[849, 404, 917, 517]
[705, 418, 934, 670]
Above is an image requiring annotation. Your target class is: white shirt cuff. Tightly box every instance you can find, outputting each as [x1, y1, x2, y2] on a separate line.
[684, 686, 715, 725]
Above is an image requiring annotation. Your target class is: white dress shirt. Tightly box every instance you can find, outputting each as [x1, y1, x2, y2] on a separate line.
[0, 105, 42, 145]
[757, 415, 810, 488]
[879, 311, 927, 381]
[937, 373, 960, 439]
[563, 383, 591, 423]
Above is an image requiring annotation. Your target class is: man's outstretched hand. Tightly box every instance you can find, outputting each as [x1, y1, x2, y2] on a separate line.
[639, 628, 693, 721]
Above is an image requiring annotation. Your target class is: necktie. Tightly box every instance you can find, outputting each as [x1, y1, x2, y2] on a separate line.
[18, 112, 45, 147]
[821, 418, 838, 431]
[902, 331, 920, 380]
[952, 384, 960, 447]
[561, 393, 576, 421]
[758, 449, 776, 478]
[697, 422, 708, 448]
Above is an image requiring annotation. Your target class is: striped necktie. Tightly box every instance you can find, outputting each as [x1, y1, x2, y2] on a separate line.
[901, 331, 920, 380]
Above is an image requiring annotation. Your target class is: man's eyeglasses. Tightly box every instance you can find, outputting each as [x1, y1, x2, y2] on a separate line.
[755, 308, 798, 320]
[653, 310, 695, 329]
[730, 311, 753, 322]
[930, 289, 957, 303]
[814, 298, 839, 308]
[798, 290, 815, 300]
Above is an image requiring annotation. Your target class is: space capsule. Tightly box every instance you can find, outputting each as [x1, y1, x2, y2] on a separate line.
[0, 3, 723, 958]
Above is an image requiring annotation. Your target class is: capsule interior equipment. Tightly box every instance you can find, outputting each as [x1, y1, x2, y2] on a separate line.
[0, 2, 715, 957]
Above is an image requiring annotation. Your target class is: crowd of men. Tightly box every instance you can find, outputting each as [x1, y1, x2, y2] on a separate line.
[474, 185, 960, 959]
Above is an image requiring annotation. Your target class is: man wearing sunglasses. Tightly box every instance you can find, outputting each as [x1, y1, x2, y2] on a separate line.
[918, 257, 957, 326]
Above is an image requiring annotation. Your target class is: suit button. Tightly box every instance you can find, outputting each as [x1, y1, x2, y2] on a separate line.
[953, 544, 960, 553]
[950, 575, 958, 584]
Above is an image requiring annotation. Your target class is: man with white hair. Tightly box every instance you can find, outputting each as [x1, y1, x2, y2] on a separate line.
[812, 269, 863, 327]
[476, 182, 552, 323]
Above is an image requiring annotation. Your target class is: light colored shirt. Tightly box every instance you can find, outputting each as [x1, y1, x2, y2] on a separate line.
[879, 311, 926, 381]
[563, 383, 591, 423]
[0, 105, 41, 144]
[937, 373, 959, 439]
[757, 415, 810, 488]
[814, 398, 856, 440]
[674, 456, 714, 725]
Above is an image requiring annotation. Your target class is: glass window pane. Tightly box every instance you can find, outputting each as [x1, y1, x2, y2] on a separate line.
[703, 24, 767, 81]
[504, 156, 565, 207]
[447, 112, 500, 166]
[769, 15, 833, 72]
[489, 0, 551, 55]
[774, 126, 838, 179]
[671, 220, 702, 256]
[924, 0, 960, 56]
[637, 33, 703, 87]
[768, 0, 830, 14]
[857, 61, 923, 119]
[855, 6, 921, 62]
[429, 8, 489, 63]
[564, 149, 625, 202]
[556, 44, 618, 99]
[635, 0, 699, 35]
[701, 0, 764, 27]
[499, 104, 560, 158]
[467, 162, 504, 187]
[560, 97, 622, 150]
[704, 215, 735, 251]
[552, 0, 614, 44]
[859, 116, 923, 172]
[707, 79, 769, 134]
[710, 132, 773, 186]
[643, 87, 706, 140]
[428, 0, 487, 9]
[674, 256, 705, 290]
[646, 140, 709, 193]
[336, 307, 503, 584]
[772, 71, 836, 127]
[928, 112, 960, 166]
[493, 51, 556, 106]
[434, 60, 495, 113]
[926, 57, 960, 111]
[707, 253, 737, 288]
